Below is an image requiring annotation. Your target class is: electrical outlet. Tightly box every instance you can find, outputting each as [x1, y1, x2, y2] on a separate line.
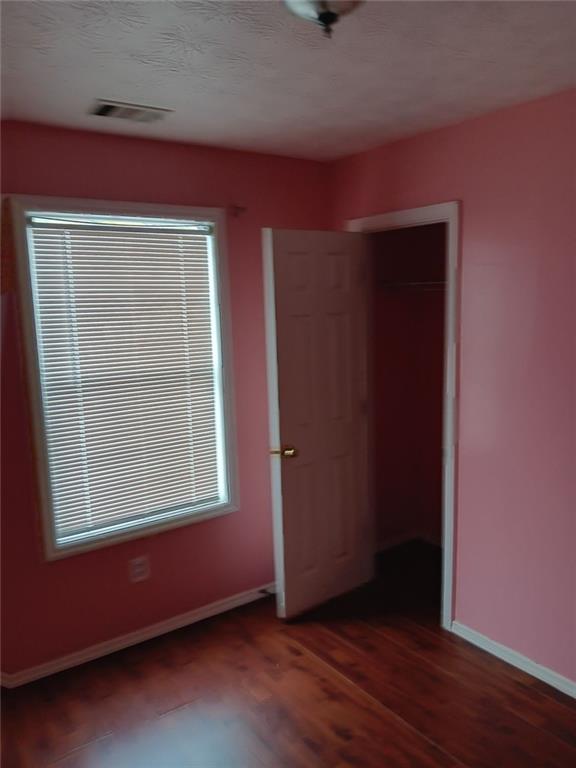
[129, 555, 150, 583]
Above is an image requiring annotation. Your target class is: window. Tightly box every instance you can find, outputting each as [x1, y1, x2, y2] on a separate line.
[14, 198, 237, 556]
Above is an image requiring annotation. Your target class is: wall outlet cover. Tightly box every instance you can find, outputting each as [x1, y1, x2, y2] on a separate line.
[129, 556, 150, 583]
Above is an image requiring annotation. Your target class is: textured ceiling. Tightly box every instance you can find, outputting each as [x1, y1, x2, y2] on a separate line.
[2, 0, 576, 160]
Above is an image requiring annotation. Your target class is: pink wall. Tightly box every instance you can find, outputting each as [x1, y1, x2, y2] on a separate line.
[0, 121, 332, 673]
[371, 225, 445, 547]
[333, 89, 576, 682]
[2, 89, 575, 684]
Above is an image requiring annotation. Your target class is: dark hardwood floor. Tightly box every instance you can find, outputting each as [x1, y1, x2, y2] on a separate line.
[2, 542, 575, 767]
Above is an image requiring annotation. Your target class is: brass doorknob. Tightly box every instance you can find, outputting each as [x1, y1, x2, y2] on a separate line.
[270, 445, 299, 458]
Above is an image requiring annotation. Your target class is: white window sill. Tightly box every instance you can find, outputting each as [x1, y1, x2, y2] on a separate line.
[44, 502, 238, 561]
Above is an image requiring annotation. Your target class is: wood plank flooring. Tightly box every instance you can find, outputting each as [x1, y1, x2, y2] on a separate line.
[2, 542, 575, 767]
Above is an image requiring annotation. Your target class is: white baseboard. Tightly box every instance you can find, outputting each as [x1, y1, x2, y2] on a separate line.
[1, 581, 275, 689]
[451, 621, 576, 699]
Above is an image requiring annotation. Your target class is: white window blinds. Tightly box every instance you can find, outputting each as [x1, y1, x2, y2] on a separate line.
[24, 210, 232, 550]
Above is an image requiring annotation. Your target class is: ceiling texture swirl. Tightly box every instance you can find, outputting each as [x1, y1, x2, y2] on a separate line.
[2, 0, 576, 159]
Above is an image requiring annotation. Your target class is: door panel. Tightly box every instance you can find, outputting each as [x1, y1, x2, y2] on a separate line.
[264, 229, 373, 618]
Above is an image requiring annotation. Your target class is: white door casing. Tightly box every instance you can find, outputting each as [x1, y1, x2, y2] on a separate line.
[263, 229, 373, 618]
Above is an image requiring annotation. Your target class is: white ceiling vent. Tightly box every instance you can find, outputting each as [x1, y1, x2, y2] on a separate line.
[91, 100, 172, 123]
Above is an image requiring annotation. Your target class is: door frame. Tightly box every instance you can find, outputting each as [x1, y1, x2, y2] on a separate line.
[347, 202, 460, 630]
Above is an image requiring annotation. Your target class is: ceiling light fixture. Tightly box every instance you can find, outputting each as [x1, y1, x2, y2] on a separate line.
[283, 1, 363, 38]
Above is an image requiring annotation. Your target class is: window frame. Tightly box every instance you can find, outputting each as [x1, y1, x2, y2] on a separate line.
[11, 195, 239, 559]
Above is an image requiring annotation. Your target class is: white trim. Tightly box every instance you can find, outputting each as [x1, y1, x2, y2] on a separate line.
[0, 582, 275, 689]
[10, 195, 225, 223]
[347, 202, 460, 630]
[452, 622, 576, 699]
[10, 194, 239, 560]
[262, 229, 287, 618]
[347, 203, 458, 234]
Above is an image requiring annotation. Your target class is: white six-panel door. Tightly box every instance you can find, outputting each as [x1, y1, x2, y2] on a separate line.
[264, 229, 373, 618]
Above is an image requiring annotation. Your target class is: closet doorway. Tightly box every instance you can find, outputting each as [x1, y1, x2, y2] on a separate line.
[349, 203, 459, 629]
[369, 223, 446, 623]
